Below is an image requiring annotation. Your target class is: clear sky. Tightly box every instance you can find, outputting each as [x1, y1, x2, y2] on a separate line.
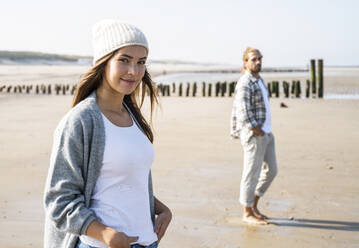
[1, 0, 358, 67]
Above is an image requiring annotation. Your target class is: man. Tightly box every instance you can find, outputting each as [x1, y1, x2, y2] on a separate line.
[230, 47, 278, 225]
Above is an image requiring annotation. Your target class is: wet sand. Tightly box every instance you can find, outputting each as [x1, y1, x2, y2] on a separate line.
[0, 92, 358, 247]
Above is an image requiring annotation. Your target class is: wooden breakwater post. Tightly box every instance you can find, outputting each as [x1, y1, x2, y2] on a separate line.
[271, 81, 279, 98]
[291, 80, 296, 97]
[202, 82, 206, 97]
[229, 81, 236, 97]
[208, 83, 212, 97]
[193, 82, 197, 97]
[48, 84, 52, 94]
[294, 80, 301, 98]
[267, 83, 272, 97]
[42, 84, 47, 94]
[172, 83, 176, 94]
[215, 82, 220, 97]
[306, 80, 310, 98]
[55, 85, 61, 95]
[71, 85, 76, 95]
[283, 81, 289, 98]
[318, 59, 323, 98]
[185, 83, 190, 97]
[166, 85, 170, 97]
[26, 85, 32, 94]
[221, 82, 227, 97]
[310, 59, 316, 97]
[179, 83, 183, 96]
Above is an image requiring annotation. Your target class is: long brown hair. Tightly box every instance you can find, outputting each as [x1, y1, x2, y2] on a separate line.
[72, 51, 158, 143]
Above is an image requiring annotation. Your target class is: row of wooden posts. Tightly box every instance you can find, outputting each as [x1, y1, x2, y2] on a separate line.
[0, 79, 318, 99]
[0, 59, 324, 98]
[0, 84, 77, 95]
[156, 79, 314, 98]
[156, 58, 324, 98]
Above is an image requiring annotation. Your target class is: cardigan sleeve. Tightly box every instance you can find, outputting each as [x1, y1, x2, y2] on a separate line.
[44, 113, 96, 236]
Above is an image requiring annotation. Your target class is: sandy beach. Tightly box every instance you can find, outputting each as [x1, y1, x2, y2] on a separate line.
[0, 68, 359, 247]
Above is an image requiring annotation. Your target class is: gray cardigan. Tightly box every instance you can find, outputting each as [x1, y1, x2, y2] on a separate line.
[43, 92, 155, 248]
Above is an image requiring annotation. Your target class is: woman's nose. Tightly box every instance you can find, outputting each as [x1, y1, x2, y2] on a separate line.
[128, 63, 139, 75]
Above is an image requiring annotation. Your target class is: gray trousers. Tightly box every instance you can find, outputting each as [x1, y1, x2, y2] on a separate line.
[239, 132, 278, 207]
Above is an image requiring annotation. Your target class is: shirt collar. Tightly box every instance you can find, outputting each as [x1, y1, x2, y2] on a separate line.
[244, 70, 261, 83]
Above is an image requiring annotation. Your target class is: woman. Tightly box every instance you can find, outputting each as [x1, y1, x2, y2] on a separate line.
[44, 20, 172, 248]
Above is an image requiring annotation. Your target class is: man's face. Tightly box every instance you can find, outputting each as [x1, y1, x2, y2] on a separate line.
[245, 51, 263, 74]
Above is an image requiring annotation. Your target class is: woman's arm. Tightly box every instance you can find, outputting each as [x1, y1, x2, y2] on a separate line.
[44, 113, 95, 235]
[153, 197, 172, 242]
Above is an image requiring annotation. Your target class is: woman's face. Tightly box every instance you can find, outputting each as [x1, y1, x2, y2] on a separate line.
[103, 45, 147, 95]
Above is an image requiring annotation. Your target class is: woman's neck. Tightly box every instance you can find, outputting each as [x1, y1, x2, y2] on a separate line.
[96, 83, 126, 113]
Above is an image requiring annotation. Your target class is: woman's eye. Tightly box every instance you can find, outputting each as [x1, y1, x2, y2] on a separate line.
[119, 58, 129, 63]
[138, 61, 146, 65]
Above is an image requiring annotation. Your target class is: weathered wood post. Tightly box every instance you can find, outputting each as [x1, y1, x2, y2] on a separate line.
[36, 85, 39, 94]
[271, 81, 279, 98]
[172, 83, 176, 93]
[294, 80, 301, 98]
[55, 85, 60, 95]
[192, 82, 197, 97]
[272, 82, 276, 97]
[310, 59, 316, 97]
[48, 85, 52, 94]
[185, 83, 190, 97]
[306, 80, 310, 98]
[318, 59, 323, 98]
[215, 82, 220, 97]
[161, 84, 166, 96]
[202, 82, 206, 97]
[282, 81, 289, 98]
[71, 85, 76, 95]
[291, 80, 296, 97]
[229, 81, 236, 97]
[166, 85, 170, 97]
[208, 83, 212, 97]
[62, 85, 66, 95]
[179, 83, 183, 96]
[221, 82, 227, 97]
[267, 82, 272, 98]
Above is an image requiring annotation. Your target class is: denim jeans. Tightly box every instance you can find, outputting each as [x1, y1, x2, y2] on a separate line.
[76, 239, 158, 248]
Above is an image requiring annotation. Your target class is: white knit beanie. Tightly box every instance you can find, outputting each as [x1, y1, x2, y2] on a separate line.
[92, 20, 149, 64]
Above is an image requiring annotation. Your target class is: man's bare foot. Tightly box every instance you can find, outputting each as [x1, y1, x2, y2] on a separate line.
[242, 215, 268, 225]
[252, 207, 268, 220]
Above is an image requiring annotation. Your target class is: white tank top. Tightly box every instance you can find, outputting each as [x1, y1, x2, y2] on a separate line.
[80, 112, 157, 247]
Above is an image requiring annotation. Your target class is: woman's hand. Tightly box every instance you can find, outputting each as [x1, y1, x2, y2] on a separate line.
[104, 230, 138, 248]
[86, 220, 138, 248]
[154, 197, 172, 243]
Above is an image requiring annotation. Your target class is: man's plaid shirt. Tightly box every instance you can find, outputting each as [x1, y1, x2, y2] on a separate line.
[230, 71, 268, 138]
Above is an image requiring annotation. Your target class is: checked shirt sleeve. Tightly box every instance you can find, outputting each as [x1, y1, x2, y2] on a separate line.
[231, 80, 258, 137]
